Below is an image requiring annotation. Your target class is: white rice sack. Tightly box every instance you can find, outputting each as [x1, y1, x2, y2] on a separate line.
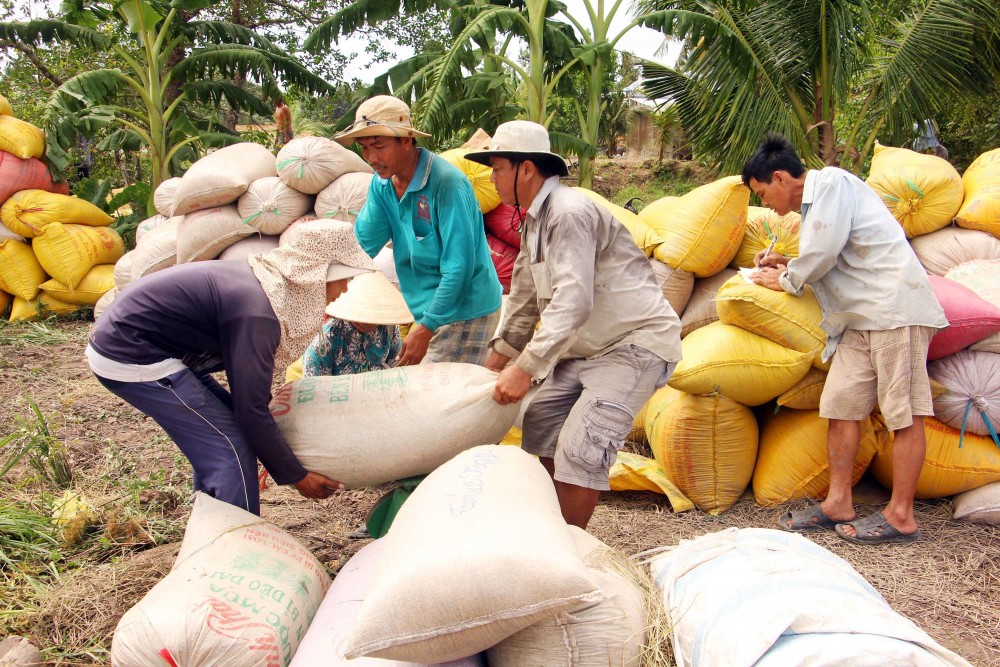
[113, 250, 135, 289]
[176, 205, 255, 263]
[680, 268, 737, 338]
[135, 213, 169, 246]
[276, 137, 373, 194]
[278, 213, 319, 247]
[315, 172, 373, 223]
[153, 177, 182, 217]
[270, 363, 519, 488]
[649, 257, 694, 315]
[238, 176, 314, 235]
[953, 481, 1000, 525]
[0, 219, 23, 242]
[173, 143, 277, 216]
[93, 285, 117, 320]
[219, 234, 281, 262]
[343, 446, 603, 663]
[111, 494, 330, 667]
[652, 527, 971, 667]
[910, 226, 1000, 276]
[929, 350, 1000, 436]
[132, 216, 180, 279]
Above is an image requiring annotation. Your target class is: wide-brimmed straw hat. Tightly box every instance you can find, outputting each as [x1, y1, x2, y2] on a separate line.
[465, 120, 568, 177]
[325, 271, 414, 325]
[333, 96, 431, 145]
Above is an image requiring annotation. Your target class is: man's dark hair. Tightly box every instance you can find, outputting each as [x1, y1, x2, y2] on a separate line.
[741, 133, 806, 187]
[531, 159, 559, 179]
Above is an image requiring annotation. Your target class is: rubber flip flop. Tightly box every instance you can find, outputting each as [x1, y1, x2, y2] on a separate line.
[777, 502, 842, 532]
[835, 511, 919, 545]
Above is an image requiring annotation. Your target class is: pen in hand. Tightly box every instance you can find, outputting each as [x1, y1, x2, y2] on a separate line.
[760, 235, 778, 266]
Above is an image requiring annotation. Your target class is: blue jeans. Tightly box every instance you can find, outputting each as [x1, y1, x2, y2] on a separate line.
[95, 369, 260, 514]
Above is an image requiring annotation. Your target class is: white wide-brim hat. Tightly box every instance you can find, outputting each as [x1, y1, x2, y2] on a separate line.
[465, 120, 568, 177]
[325, 271, 414, 325]
[333, 95, 431, 145]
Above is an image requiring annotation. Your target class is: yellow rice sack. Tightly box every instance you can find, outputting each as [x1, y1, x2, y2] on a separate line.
[39, 264, 115, 306]
[865, 143, 964, 238]
[628, 399, 649, 443]
[776, 368, 827, 410]
[0, 115, 45, 159]
[869, 416, 1000, 498]
[573, 188, 664, 257]
[0, 238, 47, 300]
[645, 386, 758, 514]
[439, 148, 501, 214]
[0, 94, 12, 116]
[1, 190, 113, 238]
[639, 176, 749, 277]
[753, 410, 879, 506]
[0, 289, 11, 316]
[284, 356, 304, 383]
[32, 223, 125, 290]
[715, 274, 827, 369]
[608, 451, 695, 512]
[669, 321, 813, 406]
[731, 207, 801, 269]
[955, 148, 1000, 233]
[9, 292, 79, 322]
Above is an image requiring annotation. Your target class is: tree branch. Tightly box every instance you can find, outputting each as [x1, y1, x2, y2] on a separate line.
[0, 39, 64, 87]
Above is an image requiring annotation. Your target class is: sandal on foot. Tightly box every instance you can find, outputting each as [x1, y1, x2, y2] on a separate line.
[835, 511, 919, 545]
[777, 503, 841, 532]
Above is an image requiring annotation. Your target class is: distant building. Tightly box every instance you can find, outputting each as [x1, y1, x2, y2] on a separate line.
[623, 80, 688, 161]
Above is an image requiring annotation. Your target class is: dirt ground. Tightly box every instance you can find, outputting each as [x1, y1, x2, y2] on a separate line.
[1, 319, 998, 666]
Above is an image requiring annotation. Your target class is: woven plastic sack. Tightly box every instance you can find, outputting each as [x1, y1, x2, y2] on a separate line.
[776, 368, 827, 410]
[270, 364, 519, 488]
[870, 416, 1000, 498]
[679, 268, 736, 338]
[237, 176, 313, 235]
[152, 177, 181, 217]
[573, 187, 663, 257]
[9, 293, 79, 322]
[952, 481, 1000, 525]
[608, 451, 695, 512]
[926, 274, 1000, 359]
[0, 219, 22, 242]
[278, 213, 319, 246]
[277, 137, 372, 195]
[40, 264, 115, 306]
[111, 493, 330, 667]
[955, 147, 1000, 233]
[1, 189, 112, 238]
[173, 143, 277, 216]
[342, 446, 602, 663]
[669, 321, 813, 406]
[219, 234, 280, 262]
[910, 226, 1000, 276]
[134, 214, 169, 246]
[440, 149, 501, 213]
[640, 176, 749, 277]
[0, 94, 11, 116]
[0, 115, 44, 159]
[315, 172, 372, 223]
[753, 410, 879, 506]
[32, 223, 124, 290]
[483, 204, 522, 249]
[93, 286, 117, 320]
[945, 260, 1000, 353]
[0, 238, 47, 300]
[132, 217, 180, 279]
[176, 205, 254, 263]
[0, 151, 70, 204]
[731, 207, 801, 269]
[645, 385, 758, 514]
[486, 233, 516, 294]
[0, 289, 10, 317]
[649, 258, 694, 314]
[928, 350, 1000, 437]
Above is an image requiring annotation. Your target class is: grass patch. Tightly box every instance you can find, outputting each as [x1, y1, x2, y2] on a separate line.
[2, 394, 73, 489]
[0, 320, 90, 349]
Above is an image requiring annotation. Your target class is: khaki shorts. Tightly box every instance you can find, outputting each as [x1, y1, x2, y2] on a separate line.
[522, 345, 673, 491]
[820, 326, 935, 431]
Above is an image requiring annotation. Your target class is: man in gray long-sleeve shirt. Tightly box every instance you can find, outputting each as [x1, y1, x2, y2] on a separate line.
[467, 121, 682, 529]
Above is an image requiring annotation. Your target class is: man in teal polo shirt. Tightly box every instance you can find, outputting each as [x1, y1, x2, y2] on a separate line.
[335, 96, 502, 365]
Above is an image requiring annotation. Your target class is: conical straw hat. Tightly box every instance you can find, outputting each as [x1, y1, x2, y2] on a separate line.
[325, 271, 413, 325]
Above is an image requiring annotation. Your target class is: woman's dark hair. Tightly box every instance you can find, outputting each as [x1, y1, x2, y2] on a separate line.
[742, 133, 806, 187]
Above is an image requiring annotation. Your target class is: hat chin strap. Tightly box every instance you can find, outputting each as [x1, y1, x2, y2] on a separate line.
[511, 159, 524, 229]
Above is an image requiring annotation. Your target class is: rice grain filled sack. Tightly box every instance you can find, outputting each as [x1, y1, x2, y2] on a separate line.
[0, 238, 47, 300]
[952, 481, 1000, 525]
[955, 147, 1000, 233]
[277, 137, 373, 195]
[439, 148, 501, 213]
[270, 364, 519, 488]
[910, 226, 1000, 276]
[776, 367, 827, 410]
[278, 213, 319, 246]
[651, 528, 972, 667]
[648, 258, 694, 314]
[928, 350, 1000, 436]
[342, 446, 602, 663]
[132, 217, 180, 279]
[486, 233, 517, 293]
[0, 289, 10, 316]
[716, 274, 827, 369]
[753, 410, 879, 506]
[926, 273, 1000, 359]
[731, 207, 801, 269]
[639, 176, 749, 277]
[111, 493, 330, 667]
[869, 416, 1000, 498]
[679, 268, 736, 337]
[93, 286, 117, 320]
[238, 176, 313, 235]
[0, 115, 45, 159]
[112, 251, 134, 289]
[484, 204, 522, 249]
[32, 223, 124, 290]
[290, 538, 486, 667]
[0, 94, 11, 116]
[40, 264, 115, 306]
[1, 189, 112, 238]
[865, 143, 964, 238]
[153, 177, 182, 217]
[645, 386, 759, 514]
[315, 172, 372, 223]
[609, 451, 695, 512]
[9, 293, 79, 321]
[172, 143, 277, 216]
[219, 234, 280, 262]
[134, 214, 169, 246]
[0, 219, 22, 242]
[0, 151, 70, 203]
[176, 205, 254, 263]
[945, 259, 1000, 353]
[573, 187, 663, 257]
[669, 322, 813, 406]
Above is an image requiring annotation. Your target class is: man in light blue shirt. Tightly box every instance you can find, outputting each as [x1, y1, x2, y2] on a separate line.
[745, 134, 947, 546]
[334, 96, 502, 365]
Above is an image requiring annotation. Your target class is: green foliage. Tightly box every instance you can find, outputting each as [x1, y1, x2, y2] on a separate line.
[1, 395, 72, 489]
[0, 498, 62, 573]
